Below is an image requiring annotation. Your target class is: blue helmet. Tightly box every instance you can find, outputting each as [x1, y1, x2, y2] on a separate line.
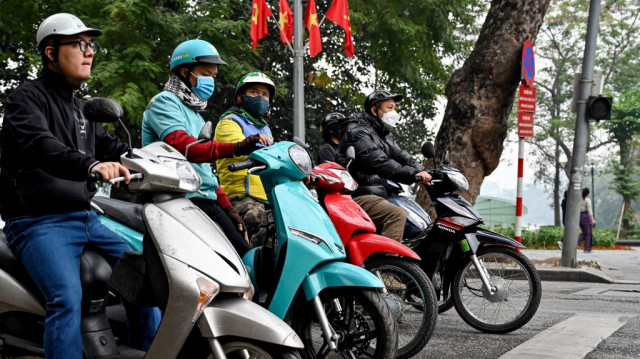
[169, 39, 226, 71]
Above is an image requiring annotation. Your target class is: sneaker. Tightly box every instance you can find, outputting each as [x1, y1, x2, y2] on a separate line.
[557, 241, 563, 249]
[381, 273, 407, 291]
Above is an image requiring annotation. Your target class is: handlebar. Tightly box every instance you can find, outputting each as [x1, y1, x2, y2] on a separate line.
[89, 172, 102, 182]
[108, 173, 143, 185]
[228, 159, 256, 172]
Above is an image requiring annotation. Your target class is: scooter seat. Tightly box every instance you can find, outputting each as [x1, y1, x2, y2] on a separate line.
[92, 196, 146, 234]
[0, 231, 44, 302]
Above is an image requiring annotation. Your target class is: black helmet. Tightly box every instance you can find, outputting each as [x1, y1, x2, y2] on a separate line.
[364, 90, 403, 116]
[322, 112, 345, 141]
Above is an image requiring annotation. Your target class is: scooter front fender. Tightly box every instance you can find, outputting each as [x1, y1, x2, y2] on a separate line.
[198, 298, 304, 349]
[471, 228, 525, 249]
[346, 233, 421, 266]
[302, 261, 383, 301]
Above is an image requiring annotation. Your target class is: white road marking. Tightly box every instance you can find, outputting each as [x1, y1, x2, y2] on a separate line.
[499, 313, 626, 359]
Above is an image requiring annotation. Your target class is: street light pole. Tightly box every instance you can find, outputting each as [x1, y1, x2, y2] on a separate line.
[591, 163, 595, 221]
[561, 0, 601, 268]
[292, 0, 305, 142]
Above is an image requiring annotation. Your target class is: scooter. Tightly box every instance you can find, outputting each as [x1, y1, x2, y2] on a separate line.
[230, 142, 398, 359]
[0, 98, 304, 358]
[387, 142, 542, 334]
[311, 160, 437, 359]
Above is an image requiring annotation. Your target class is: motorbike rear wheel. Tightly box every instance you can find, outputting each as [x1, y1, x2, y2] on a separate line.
[291, 288, 397, 359]
[367, 258, 438, 359]
[452, 246, 542, 334]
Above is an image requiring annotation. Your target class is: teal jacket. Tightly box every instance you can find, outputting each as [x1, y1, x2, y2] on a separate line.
[142, 91, 218, 200]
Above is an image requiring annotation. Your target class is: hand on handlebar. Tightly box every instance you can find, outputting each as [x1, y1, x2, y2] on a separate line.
[234, 133, 270, 156]
[415, 171, 432, 186]
[91, 162, 130, 187]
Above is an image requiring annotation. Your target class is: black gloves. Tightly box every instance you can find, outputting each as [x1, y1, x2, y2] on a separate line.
[233, 134, 263, 156]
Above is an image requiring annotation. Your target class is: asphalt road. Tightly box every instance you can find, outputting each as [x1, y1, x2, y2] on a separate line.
[418, 281, 640, 359]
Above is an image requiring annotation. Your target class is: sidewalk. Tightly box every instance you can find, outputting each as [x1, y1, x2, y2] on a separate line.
[522, 247, 640, 284]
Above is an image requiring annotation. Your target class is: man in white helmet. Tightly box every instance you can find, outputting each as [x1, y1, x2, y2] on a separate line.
[0, 13, 155, 358]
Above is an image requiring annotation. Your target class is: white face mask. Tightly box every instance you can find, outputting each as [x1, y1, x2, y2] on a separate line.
[380, 110, 401, 127]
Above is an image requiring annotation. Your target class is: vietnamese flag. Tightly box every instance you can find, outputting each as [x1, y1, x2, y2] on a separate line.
[279, 0, 293, 44]
[304, 0, 322, 57]
[250, 0, 272, 49]
[326, 0, 354, 57]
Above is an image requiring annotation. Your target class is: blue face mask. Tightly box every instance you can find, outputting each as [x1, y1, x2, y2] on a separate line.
[243, 95, 270, 118]
[190, 72, 215, 101]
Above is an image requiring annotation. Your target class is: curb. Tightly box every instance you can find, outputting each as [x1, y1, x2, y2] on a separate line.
[615, 239, 640, 246]
[535, 267, 613, 284]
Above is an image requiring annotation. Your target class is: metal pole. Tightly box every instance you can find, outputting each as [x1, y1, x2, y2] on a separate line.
[293, 0, 305, 141]
[591, 164, 595, 221]
[561, 0, 601, 267]
[514, 138, 525, 249]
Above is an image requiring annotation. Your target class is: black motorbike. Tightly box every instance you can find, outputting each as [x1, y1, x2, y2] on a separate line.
[387, 142, 542, 334]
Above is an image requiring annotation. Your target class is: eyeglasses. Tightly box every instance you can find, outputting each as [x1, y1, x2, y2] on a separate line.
[58, 40, 99, 54]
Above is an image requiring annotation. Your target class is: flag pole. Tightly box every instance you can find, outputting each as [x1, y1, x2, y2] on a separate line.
[293, 0, 305, 142]
[269, 12, 294, 53]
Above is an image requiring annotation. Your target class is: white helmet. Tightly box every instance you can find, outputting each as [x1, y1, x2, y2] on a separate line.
[36, 13, 102, 49]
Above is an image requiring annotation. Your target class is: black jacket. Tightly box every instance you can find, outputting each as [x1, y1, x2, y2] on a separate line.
[338, 112, 424, 198]
[316, 142, 340, 165]
[0, 67, 129, 221]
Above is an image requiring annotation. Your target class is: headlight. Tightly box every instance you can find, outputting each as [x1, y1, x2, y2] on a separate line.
[328, 168, 358, 191]
[160, 156, 202, 192]
[189, 267, 220, 323]
[446, 171, 469, 191]
[289, 145, 312, 176]
[405, 208, 429, 230]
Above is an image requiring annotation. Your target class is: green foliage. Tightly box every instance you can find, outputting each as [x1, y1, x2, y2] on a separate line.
[489, 224, 618, 248]
[0, 0, 479, 156]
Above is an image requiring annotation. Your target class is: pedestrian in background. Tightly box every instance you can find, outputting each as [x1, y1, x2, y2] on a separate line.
[578, 187, 596, 253]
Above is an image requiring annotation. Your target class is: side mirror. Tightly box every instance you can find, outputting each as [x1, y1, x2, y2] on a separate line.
[345, 146, 356, 170]
[293, 136, 310, 150]
[198, 121, 214, 141]
[186, 122, 215, 159]
[346, 146, 356, 161]
[84, 97, 124, 123]
[83, 97, 132, 158]
[421, 142, 435, 159]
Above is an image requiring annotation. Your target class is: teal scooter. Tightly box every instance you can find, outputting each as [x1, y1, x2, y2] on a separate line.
[94, 141, 398, 359]
[229, 141, 397, 359]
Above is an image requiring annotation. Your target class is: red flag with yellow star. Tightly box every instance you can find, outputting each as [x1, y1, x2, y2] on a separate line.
[278, 0, 293, 44]
[326, 0, 354, 57]
[250, 0, 272, 49]
[304, 0, 322, 57]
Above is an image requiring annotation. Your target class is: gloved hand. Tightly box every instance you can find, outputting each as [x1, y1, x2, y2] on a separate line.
[234, 134, 267, 156]
[225, 206, 249, 244]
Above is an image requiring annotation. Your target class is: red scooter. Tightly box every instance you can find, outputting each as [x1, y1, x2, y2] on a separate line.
[311, 161, 438, 359]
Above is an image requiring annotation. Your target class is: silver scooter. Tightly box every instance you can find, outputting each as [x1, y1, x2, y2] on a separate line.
[0, 98, 303, 358]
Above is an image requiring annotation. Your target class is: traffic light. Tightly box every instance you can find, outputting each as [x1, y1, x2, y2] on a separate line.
[586, 96, 613, 120]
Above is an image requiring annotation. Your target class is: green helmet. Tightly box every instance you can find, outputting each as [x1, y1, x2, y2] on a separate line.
[169, 39, 226, 71]
[235, 72, 276, 102]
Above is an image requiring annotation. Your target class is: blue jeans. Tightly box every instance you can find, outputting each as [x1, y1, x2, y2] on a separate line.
[4, 210, 159, 359]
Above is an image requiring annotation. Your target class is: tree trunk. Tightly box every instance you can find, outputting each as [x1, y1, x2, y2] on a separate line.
[426, 0, 551, 205]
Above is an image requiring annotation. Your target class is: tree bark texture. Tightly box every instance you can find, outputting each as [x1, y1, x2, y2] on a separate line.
[428, 0, 551, 205]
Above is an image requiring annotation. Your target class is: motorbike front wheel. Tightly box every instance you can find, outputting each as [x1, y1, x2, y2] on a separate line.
[452, 246, 542, 334]
[367, 258, 438, 359]
[220, 341, 302, 359]
[291, 288, 397, 359]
